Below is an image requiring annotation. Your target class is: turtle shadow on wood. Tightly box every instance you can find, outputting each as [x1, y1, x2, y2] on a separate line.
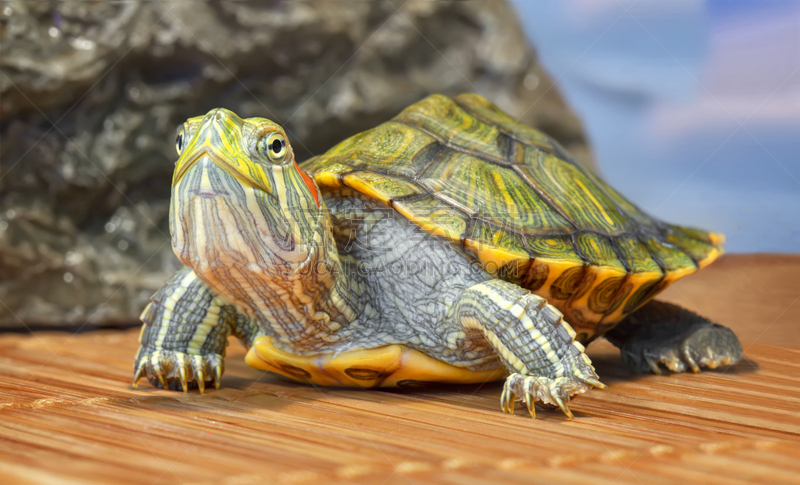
[587, 352, 758, 387]
[381, 381, 595, 420]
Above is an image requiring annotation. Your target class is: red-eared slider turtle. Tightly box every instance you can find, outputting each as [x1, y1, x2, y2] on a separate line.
[133, 94, 742, 418]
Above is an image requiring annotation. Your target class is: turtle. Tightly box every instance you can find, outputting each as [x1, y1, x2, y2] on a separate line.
[133, 93, 743, 418]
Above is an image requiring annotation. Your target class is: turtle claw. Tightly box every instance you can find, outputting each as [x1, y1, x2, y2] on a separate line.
[524, 393, 535, 419]
[132, 363, 146, 389]
[646, 357, 663, 375]
[156, 370, 169, 391]
[133, 348, 223, 392]
[179, 367, 189, 393]
[214, 364, 224, 390]
[584, 377, 607, 390]
[500, 388, 514, 414]
[192, 355, 206, 394]
[196, 369, 206, 394]
[553, 395, 573, 419]
[681, 347, 701, 373]
[501, 372, 602, 420]
[177, 353, 190, 393]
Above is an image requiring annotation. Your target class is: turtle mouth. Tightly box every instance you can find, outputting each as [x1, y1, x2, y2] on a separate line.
[190, 187, 229, 199]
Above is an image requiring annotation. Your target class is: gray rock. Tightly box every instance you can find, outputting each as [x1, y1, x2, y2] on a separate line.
[0, 0, 592, 329]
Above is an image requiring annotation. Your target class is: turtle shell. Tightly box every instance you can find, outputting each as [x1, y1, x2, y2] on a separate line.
[300, 94, 723, 342]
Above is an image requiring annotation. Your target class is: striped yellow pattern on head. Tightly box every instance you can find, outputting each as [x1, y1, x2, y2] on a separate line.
[173, 109, 290, 196]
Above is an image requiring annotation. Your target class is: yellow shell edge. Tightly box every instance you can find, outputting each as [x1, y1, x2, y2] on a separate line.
[245, 336, 506, 388]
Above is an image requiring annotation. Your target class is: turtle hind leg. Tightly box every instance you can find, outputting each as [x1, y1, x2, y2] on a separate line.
[605, 300, 743, 375]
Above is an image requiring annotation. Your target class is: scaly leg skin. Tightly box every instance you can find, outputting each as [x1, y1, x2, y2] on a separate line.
[449, 280, 606, 419]
[605, 300, 743, 375]
[133, 267, 260, 393]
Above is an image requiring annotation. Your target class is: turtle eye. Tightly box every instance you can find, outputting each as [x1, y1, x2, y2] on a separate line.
[175, 128, 185, 155]
[258, 132, 287, 163]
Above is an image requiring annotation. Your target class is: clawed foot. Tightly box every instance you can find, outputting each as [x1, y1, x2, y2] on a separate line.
[501, 373, 606, 419]
[620, 322, 743, 375]
[133, 348, 223, 393]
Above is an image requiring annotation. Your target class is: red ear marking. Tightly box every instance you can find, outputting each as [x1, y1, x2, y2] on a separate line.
[295, 161, 320, 207]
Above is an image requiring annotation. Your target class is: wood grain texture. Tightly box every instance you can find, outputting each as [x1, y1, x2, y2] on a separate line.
[1, 254, 799, 485]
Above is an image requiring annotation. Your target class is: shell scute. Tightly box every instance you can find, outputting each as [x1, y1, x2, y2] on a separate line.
[516, 147, 635, 236]
[308, 121, 438, 179]
[393, 94, 509, 163]
[587, 276, 628, 314]
[453, 93, 554, 151]
[550, 266, 587, 301]
[574, 232, 626, 271]
[342, 172, 421, 204]
[464, 220, 531, 278]
[392, 196, 468, 242]
[613, 238, 663, 276]
[526, 235, 582, 262]
[418, 149, 574, 234]
[640, 236, 696, 277]
[665, 225, 724, 268]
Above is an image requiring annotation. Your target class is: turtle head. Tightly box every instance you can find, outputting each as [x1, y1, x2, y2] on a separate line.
[169, 108, 326, 296]
[171, 108, 318, 202]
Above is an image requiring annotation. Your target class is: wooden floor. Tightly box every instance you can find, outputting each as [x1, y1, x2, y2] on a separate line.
[1, 254, 799, 484]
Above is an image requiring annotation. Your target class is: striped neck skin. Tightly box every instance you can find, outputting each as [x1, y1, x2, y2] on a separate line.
[168, 108, 358, 351]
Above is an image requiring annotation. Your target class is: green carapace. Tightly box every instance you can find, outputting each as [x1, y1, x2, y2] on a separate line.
[133, 94, 742, 418]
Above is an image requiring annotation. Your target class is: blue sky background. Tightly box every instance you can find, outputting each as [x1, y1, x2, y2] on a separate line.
[510, 0, 800, 253]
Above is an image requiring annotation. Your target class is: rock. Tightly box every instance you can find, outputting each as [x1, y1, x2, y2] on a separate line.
[0, 0, 592, 329]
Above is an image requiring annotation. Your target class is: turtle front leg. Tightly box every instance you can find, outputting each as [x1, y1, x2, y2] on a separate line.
[133, 267, 261, 392]
[605, 300, 743, 375]
[449, 280, 605, 419]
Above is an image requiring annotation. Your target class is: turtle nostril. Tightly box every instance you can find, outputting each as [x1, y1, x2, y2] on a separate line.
[214, 111, 223, 121]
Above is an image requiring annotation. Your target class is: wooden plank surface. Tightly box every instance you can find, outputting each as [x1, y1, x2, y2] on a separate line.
[0, 254, 799, 484]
